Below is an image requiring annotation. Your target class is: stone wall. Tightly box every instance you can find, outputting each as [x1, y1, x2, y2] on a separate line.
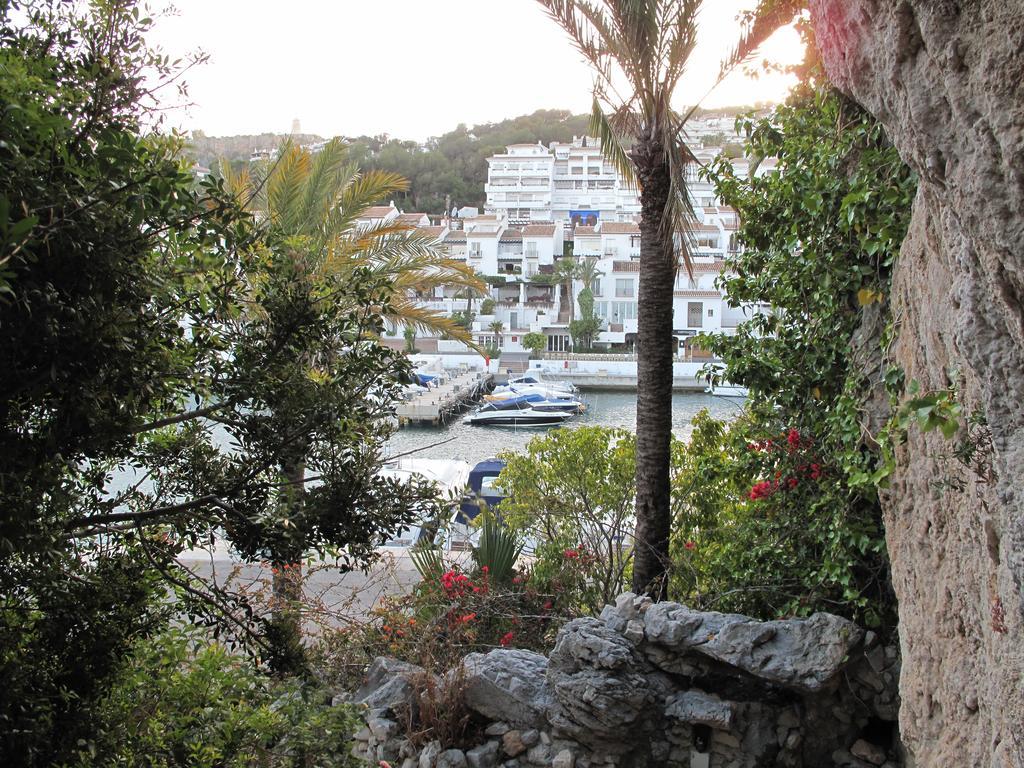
[347, 595, 901, 768]
[808, 2, 1024, 764]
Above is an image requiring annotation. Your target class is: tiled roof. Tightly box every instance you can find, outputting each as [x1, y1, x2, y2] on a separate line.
[673, 290, 722, 298]
[611, 260, 724, 274]
[574, 226, 597, 236]
[397, 212, 427, 224]
[468, 230, 498, 239]
[444, 231, 467, 242]
[360, 205, 395, 219]
[414, 226, 445, 239]
[499, 229, 523, 242]
[692, 223, 721, 233]
[600, 222, 640, 235]
[523, 224, 557, 236]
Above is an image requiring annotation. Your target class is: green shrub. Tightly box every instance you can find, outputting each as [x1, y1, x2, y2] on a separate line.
[84, 628, 363, 768]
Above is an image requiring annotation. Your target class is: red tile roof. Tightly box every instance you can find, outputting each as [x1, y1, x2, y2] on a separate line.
[468, 230, 498, 239]
[523, 224, 557, 236]
[444, 231, 467, 242]
[361, 205, 395, 219]
[574, 226, 597, 236]
[673, 290, 722, 298]
[600, 222, 640, 235]
[414, 226, 445, 239]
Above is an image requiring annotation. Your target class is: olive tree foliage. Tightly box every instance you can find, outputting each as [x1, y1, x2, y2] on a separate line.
[0, 2, 440, 762]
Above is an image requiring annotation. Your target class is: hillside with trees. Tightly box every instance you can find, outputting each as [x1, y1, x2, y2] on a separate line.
[187, 106, 757, 215]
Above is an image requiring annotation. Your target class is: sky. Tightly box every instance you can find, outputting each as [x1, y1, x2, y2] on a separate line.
[147, 0, 804, 141]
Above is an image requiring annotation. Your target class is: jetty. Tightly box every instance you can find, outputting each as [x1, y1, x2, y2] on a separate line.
[396, 370, 493, 426]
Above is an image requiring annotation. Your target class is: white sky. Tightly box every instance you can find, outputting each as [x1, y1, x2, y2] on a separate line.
[148, 0, 803, 141]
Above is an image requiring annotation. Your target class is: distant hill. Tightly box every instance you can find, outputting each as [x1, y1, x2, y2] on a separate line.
[185, 106, 760, 214]
[187, 131, 327, 169]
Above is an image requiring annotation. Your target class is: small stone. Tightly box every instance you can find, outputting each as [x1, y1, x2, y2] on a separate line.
[521, 729, 540, 748]
[368, 716, 398, 741]
[354, 726, 372, 742]
[402, 759, 418, 768]
[486, 722, 512, 736]
[850, 739, 887, 766]
[503, 730, 527, 757]
[467, 741, 500, 768]
[865, 645, 886, 675]
[623, 619, 645, 644]
[437, 749, 468, 768]
[713, 731, 741, 749]
[863, 630, 878, 649]
[965, 693, 979, 712]
[784, 730, 802, 751]
[526, 743, 551, 765]
[777, 709, 800, 728]
[552, 749, 575, 768]
[420, 740, 443, 768]
[539, 732, 551, 745]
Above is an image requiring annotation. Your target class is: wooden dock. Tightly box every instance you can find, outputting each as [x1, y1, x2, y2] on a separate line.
[396, 371, 493, 426]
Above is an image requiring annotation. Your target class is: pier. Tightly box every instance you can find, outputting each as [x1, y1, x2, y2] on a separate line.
[396, 370, 493, 426]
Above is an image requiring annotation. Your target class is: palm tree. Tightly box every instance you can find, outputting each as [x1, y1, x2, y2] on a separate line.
[555, 257, 578, 322]
[488, 320, 505, 349]
[221, 139, 484, 649]
[224, 140, 485, 343]
[537, 0, 781, 599]
[574, 256, 604, 298]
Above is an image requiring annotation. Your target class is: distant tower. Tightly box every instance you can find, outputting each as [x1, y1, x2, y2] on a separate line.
[290, 118, 301, 135]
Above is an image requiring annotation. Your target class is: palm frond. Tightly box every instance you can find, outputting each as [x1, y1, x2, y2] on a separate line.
[589, 97, 637, 187]
[718, 0, 804, 89]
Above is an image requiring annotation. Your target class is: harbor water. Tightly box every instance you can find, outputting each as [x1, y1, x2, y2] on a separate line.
[385, 389, 742, 465]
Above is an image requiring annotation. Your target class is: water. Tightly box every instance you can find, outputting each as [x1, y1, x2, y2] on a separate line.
[384, 390, 742, 465]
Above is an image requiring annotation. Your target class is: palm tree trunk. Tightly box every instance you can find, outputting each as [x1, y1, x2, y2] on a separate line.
[631, 137, 674, 601]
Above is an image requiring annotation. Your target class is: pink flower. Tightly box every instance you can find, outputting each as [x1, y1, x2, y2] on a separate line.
[684, 541, 696, 551]
[748, 481, 774, 501]
[787, 477, 798, 490]
[563, 548, 578, 559]
[500, 631, 514, 647]
[786, 428, 800, 449]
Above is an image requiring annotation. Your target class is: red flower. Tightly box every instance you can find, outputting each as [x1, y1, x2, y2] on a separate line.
[543, 600, 553, 611]
[809, 463, 822, 480]
[786, 428, 800, 449]
[748, 481, 774, 501]
[563, 548, 578, 559]
[500, 631, 514, 647]
[787, 477, 798, 489]
[481, 566, 489, 574]
[684, 541, 696, 551]
[458, 613, 476, 623]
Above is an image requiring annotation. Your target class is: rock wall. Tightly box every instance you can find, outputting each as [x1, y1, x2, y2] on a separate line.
[808, 2, 1024, 764]
[348, 595, 901, 768]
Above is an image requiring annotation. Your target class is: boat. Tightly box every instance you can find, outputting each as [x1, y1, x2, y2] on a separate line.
[483, 392, 585, 414]
[705, 383, 749, 399]
[456, 458, 506, 524]
[463, 399, 574, 427]
[490, 383, 581, 401]
[377, 458, 471, 548]
[505, 370, 578, 394]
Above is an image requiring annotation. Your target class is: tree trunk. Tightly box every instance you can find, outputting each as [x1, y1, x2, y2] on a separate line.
[631, 137, 675, 601]
[811, 2, 1024, 763]
[268, 457, 306, 675]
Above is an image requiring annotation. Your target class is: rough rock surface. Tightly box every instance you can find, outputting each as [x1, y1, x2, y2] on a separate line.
[349, 595, 902, 767]
[809, 2, 1024, 764]
[463, 649, 552, 729]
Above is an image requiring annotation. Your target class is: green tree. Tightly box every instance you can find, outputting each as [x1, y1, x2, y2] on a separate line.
[538, 0, 783, 599]
[522, 332, 547, 357]
[497, 427, 638, 613]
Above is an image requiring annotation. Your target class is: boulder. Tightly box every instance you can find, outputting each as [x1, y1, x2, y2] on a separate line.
[643, 603, 863, 692]
[462, 649, 552, 729]
[354, 657, 427, 716]
[664, 690, 736, 730]
[466, 741, 500, 768]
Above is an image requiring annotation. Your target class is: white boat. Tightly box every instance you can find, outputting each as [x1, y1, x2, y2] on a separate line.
[463, 399, 573, 427]
[377, 458, 471, 548]
[505, 371, 577, 394]
[705, 383, 749, 399]
[484, 390, 585, 413]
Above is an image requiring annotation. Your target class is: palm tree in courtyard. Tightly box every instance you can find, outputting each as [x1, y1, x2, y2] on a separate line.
[574, 256, 604, 299]
[537, 0, 786, 599]
[488, 320, 505, 349]
[224, 139, 485, 343]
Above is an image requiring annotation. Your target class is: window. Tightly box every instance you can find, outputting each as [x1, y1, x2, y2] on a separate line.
[591, 279, 602, 296]
[470, 243, 482, 257]
[687, 302, 703, 328]
[571, 166, 584, 175]
[615, 278, 635, 298]
[525, 242, 538, 258]
[707, 308, 714, 317]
